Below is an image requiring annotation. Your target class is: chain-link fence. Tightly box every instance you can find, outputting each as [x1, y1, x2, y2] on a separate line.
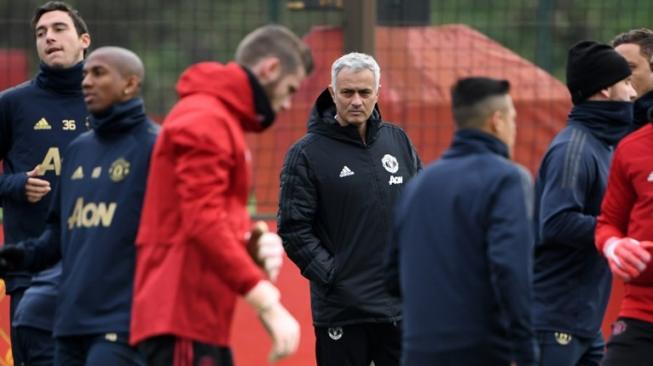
[1, 0, 651, 217]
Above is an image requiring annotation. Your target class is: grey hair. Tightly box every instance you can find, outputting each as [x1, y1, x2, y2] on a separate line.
[331, 52, 381, 90]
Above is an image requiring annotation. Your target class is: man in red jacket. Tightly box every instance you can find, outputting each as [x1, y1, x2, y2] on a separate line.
[130, 24, 313, 365]
[595, 96, 653, 363]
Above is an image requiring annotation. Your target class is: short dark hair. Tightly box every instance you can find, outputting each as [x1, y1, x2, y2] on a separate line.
[451, 77, 511, 129]
[32, 1, 89, 37]
[612, 28, 653, 71]
[235, 24, 313, 76]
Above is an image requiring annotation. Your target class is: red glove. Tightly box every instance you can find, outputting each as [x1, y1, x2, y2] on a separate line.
[603, 237, 652, 281]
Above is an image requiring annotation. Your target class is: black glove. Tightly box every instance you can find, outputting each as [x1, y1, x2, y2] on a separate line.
[0, 245, 26, 277]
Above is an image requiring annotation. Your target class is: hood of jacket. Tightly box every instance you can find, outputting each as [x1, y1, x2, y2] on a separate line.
[306, 88, 383, 145]
[175, 62, 274, 132]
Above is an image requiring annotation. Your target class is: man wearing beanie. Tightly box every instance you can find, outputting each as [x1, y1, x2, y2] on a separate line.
[532, 40, 636, 365]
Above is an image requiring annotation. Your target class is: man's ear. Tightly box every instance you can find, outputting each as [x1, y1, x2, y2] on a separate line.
[328, 84, 335, 100]
[488, 110, 502, 134]
[598, 86, 611, 99]
[79, 33, 91, 50]
[255, 57, 281, 84]
[123, 75, 141, 98]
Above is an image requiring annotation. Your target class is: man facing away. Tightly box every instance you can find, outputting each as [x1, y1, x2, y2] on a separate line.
[129, 25, 313, 365]
[0, 2, 90, 364]
[532, 40, 636, 366]
[391, 77, 537, 366]
[278, 52, 421, 366]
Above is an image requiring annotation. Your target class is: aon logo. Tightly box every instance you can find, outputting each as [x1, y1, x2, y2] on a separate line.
[67, 197, 117, 229]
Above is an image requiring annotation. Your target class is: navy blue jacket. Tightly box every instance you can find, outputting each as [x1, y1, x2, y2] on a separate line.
[391, 129, 536, 364]
[17, 98, 158, 337]
[278, 89, 421, 326]
[533, 101, 632, 337]
[0, 62, 87, 331]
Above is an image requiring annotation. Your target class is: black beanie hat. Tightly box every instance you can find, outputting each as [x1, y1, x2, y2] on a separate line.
[566, 40, 631, 105]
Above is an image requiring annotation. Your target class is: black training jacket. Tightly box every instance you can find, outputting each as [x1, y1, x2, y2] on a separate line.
[278, 89, 421, 326]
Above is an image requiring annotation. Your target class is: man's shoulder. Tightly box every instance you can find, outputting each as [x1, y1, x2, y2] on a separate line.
[545, 124, 596, 157]
[290, 131, 325, 150]
[378, 120, 410, 138]
[619, 123, 653, 149]
[0, 80, 36, 103]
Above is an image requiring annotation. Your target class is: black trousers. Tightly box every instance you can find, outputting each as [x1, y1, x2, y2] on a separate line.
[602, 317, 653, 366]
[138, 335, 233, 366]
[55, 333, 144, 366]
[315, 322, 401, 366]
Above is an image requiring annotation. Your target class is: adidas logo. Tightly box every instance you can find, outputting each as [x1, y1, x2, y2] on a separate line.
[71, 166, 84, 180]
[34, 118, 52, 130]
[339, 166, 354, 178]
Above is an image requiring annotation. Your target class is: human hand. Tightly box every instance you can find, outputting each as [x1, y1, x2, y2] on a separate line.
[247, 221, 284, 282]
[259, 301, 300, 363]
[603, 237, 651, 281]
[25, 165, 50, 203]
[245, 281, 300, 363]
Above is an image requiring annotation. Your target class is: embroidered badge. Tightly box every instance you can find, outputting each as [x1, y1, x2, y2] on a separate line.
[328, 327, 343, 341]
[612, 320, 627, 336]
[554, 332, 572, 345]
[381, 154, 399, 173]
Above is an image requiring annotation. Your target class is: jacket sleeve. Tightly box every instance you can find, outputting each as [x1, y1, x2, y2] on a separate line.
[487, 167, 537, 365]
[537, 142, 596, 249]
[277, 142, 335, 286]
[169, 121, 263, 296]
[19, 181, 62, 271]
[405, 132, 422, 174]
[0, 91, 28, 202]
[596, 147, 634, 250]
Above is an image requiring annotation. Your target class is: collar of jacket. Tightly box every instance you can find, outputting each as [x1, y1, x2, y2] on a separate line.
[36, 61, 84, 96]
[567, 100, 633, 146]
[88, 97, 146, 137]
[634, 89, 653, 127]
[443, 128, 509, 159]
[243, 66, 276, 132]
[175, 61, 262, 133]
[307, 88, 382, 146]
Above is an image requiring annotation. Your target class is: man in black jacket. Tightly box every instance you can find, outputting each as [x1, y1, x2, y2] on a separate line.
[278, 52, 421, 366]
[390, 77, 537, 366]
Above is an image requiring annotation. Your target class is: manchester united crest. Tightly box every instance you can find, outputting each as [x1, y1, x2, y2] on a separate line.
[109, 158, 130, 182]
[381, 154, 399, 173]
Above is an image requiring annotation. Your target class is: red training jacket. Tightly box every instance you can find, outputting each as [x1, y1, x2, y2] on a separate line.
[596, 123, 653, 324]
[130, 62, 265, 346]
